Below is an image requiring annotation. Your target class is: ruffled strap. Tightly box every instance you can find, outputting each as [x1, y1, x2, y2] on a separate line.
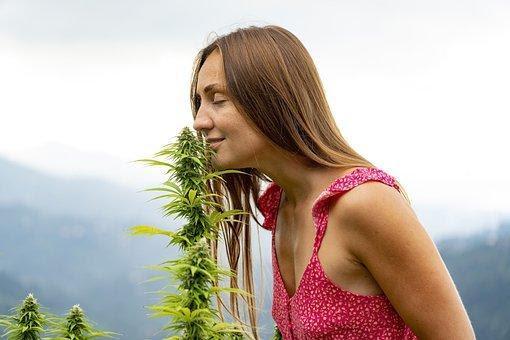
[311, 167, 400, 253]
[256, 168, 400, 233]
[256, 181, 283, 231]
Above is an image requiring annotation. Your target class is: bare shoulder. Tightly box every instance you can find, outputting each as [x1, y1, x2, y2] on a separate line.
[330, 180, 418, 233]
[328, 180, 422, 263]
[329, 180, 476, 338]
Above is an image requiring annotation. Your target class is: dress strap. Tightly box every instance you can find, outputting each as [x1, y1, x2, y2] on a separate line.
[256, 181, 283, 231]
[311, 167, 400, 254]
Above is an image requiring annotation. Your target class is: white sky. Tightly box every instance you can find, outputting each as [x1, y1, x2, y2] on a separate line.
[1, 0, 509, 218]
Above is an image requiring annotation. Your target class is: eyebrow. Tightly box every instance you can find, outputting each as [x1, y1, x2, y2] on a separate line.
[196, 83, 224, 98]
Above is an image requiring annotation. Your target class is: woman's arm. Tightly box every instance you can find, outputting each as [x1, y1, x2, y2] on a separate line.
[333, 182, 476, 340]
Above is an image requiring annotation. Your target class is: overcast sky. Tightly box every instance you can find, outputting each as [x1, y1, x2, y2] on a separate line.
[1, 0, 509, 218]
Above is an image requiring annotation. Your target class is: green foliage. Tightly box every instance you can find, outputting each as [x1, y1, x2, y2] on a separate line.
[44, 304, 119, 340]
[129, 127, 254, 339]
[272, 325, 282, 340]
[0, 293, 46, 340]
[0, 293, 117, 340]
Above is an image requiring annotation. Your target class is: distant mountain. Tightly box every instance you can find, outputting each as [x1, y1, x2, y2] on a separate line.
[4, 142, 161, 189]
[0, 156, 182, 339]
[0, 155, 169, 223]
[437, 221, 510, 340]
[0, 155, 274, 339]
[0, 202, 176, 339]
[0, 271, 32, 310]
[1, 154, 509, 339]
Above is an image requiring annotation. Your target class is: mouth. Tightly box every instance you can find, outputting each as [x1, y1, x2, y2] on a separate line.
[208, 138, 225, 149]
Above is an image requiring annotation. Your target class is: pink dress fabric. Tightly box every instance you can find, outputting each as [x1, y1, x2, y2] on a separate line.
[257, 167, 419, 339]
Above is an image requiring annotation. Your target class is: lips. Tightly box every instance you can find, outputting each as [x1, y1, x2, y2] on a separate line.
[208, 138, 225, 149]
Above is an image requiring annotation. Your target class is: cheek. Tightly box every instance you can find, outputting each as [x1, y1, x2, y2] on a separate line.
[234, 134, 266, 156]
[218, 111, 267, 152]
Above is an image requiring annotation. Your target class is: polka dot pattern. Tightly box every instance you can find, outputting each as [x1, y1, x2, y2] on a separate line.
[256, 167, 419, 339]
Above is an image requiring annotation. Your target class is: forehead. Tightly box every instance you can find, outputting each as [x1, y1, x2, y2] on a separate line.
[197, 49, 226, 91]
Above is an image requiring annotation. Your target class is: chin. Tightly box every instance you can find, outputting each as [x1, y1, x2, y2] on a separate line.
[210, 155, 244, 171]
[210, 154, 226, 170]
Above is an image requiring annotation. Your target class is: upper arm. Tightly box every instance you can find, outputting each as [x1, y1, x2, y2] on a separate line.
[333, 182, 475, 340]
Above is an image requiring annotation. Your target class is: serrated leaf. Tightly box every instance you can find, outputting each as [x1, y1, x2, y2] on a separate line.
[128, 225, 176, 238]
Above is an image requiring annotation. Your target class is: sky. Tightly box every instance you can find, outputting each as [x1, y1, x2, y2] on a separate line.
[1, 0, 509, 224]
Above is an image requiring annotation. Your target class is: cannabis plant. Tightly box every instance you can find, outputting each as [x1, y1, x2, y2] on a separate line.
[44, 304, 119, 340]
[0, 293, 47, 340]
[0, 293, 116, 340]
[129, 127, 254, 339]
[272, 325, 282, 340]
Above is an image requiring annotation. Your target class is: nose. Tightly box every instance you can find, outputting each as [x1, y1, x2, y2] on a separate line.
[192, 105, 214, 134]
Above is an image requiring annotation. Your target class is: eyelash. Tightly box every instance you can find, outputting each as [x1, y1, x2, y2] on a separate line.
[195, 94, 226, 108]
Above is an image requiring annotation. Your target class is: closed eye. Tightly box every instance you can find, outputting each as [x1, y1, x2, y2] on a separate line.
[213, 100, 226, 105]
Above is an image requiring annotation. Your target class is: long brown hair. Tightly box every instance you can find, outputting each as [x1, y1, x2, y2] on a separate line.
[189, 25, 412, 339]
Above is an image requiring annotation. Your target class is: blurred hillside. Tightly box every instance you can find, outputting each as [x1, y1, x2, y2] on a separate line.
[437, 221, 510, 339]
[1, 155, 508, 339]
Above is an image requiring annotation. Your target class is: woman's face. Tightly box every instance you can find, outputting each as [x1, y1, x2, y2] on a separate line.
[193, 48, 269, 170]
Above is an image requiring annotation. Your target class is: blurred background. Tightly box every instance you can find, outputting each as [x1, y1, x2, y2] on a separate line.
[1, 0, 509, 339]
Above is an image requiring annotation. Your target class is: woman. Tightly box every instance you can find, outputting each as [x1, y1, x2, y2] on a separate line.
[191, 25, 475, 339]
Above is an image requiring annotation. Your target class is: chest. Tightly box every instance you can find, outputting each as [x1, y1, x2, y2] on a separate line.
[273, 202, 384, 297]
